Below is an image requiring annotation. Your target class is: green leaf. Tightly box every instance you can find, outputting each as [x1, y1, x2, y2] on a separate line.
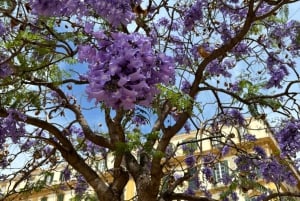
[157, 84, 193, 112]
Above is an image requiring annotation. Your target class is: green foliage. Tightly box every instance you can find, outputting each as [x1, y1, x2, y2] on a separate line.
[181, 138, 198, 154]
[259, 98, 281, 111]
[115, 130, 142, 154]
[238, 80, 261, 97]
[144, 131, 160, 153]
[152, 150, 165, 159]
[157, 84, 193, 112]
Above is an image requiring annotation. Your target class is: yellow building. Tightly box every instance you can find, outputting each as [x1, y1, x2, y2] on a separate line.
[1, 118, 299, 201]
[168, 118, 300, 201]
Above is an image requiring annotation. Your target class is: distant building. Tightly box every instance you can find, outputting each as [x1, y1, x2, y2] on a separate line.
[0, 118, 299, 201]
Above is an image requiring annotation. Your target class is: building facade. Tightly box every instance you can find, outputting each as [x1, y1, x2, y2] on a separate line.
[1, 118, 300, 201]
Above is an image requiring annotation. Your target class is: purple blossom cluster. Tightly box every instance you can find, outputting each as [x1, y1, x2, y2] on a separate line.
[202, 153, 217, 164]
[266, 58, 289, 89]
[181, 80, 191, 94]
[69, 126, 102, 154]
[0, 63, 12, 78]
[0, 109, 26, 149]
[75, 174, 89, 196]
[243, 133, 257, 142]
[20, 139, 37, 151]
[84, 0, 137, 27]
[235, 154, 298, 186]
[0, 21, 6, 36]
[29, 0, 138, 27]
[276, 120, 300, 157]
[0, 55, 13, 78]
[184, 155, 196, 167]
[183, 0, 207, 31]
[62, 167, 71, 181]
[253, 146, 267, 159]
[221, 145, 230, 156]
[132, 115, 147, 126]
[29, 0, 85, 16]
[201, 166, 214, 182]
[231, 42, 252, 56]
[205, 58, 235, 77]
[79, 32, 175, 109]
[224, 109, 245, 126]
[264, 20, 300, 88]
[258, 158, 298, 186]
[181, 142, 197, 154]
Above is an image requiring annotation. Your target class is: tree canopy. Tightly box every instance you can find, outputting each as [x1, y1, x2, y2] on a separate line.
[1, 0, 300, 201]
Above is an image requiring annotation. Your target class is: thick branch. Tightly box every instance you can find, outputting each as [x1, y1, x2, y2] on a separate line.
[262, 192, 300, 201]
[163, 193, 217, 201]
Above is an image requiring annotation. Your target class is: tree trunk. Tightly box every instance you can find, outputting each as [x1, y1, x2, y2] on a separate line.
[136, 174, 159, 201]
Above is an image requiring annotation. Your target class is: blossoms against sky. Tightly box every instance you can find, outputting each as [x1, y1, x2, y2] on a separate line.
[29, 0, 139, 27]
[1, 0, 300, 200]
[0, 109, 26, 149]
[78, 32, 175, 109]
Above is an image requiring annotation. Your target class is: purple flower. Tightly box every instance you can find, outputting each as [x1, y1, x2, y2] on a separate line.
[183, 0, 206, 31]
[253, 146, 267, 159]
[184, 155, 196, 167]
[202, 154, 216, 164]
[43, 146, 52, 156]
[234, 155, 253, 172]
[232, 42, 251, 56]
[81, 32, 175, 110]
[229, 81, 240, 92]
[132, 115, 147, 126]
[158, 17, 169, 27]
[86, 0, 136, 27]
[202, 167, 214, 182]
[231, 192, 239, 201]
[276, 120, 300, 157]
[86, 140, 101, 154]
[185, 187, 195, 196]
[206, 59, 232, 77]
[225, 109, 245, 126]
[183, 122, 191, 133]
[21, 140, 36, 151]
[29, 0, 136, 27]
[165, 144, 175, 158]
[0, 109, 26, 149]
[266, 65, 289, 88]
[181, 80, 191, 94]
[74, 174, 89, 196]
[221, 173, 232, 185]
[0, 21, 6, 36]
[221, 145, 230, 156]
[0, 56, 13, 78]
[258, 158, 298, 186]
[243, 133, 257, 142]
[62, 167, 71, 181]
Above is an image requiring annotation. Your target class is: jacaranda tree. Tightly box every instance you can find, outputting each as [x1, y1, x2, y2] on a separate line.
[1, 0, 300, 200]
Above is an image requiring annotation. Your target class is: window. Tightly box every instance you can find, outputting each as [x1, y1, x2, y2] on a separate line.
[57, 194, 64, 201]
[188, 167, 199, 190]
[211, 136, 223, 148]
[41, 197, 48, 201]
[44, 172, 54, 185]
[97, 160, 106, 172]
[59, 171, 66, 182]
[213, 161, 229, 183]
